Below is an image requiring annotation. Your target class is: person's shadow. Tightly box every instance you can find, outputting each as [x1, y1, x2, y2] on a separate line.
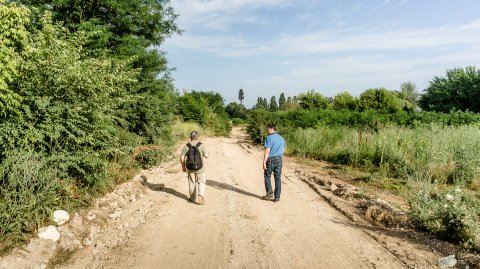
[207, 179, 262, 199]
[140, 175, 191, 202]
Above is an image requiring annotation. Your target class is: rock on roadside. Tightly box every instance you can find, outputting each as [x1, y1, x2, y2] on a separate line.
[53, 210, 70, 226]
[38, 226, 61, 242]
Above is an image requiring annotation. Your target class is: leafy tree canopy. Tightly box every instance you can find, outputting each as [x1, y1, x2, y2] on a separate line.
[225, 102, 247, 119]
[358, 88, 414, 113]
[297, 90, 329, 110]
[419, 66, 480, 113]
[0, 1, 30, 120]
[332, 91, 358, 110]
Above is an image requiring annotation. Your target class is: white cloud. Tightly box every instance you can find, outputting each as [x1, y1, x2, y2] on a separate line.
[278, 20, 480, 54]
[165, 19, 480, 57]
[172, 0, 293, 31]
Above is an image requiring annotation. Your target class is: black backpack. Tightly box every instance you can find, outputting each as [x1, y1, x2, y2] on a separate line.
[186, 143, 203, 171]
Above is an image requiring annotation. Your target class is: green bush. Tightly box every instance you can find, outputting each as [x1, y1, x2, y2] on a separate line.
[409, 182, 480, 251]
[0, 3, 178, 254]
[0, 151, 70, 254]
[176, 91, 232, 136]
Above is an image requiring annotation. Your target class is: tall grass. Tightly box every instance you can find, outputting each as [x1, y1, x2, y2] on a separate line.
[0, 151, 70, 254]
[287, 123, 480, 249]
[288, 124, 480, 185]
[171, 120, 215, 140]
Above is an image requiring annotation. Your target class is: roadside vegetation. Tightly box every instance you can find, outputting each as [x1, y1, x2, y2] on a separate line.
[246, 67, 480, 251]
[0, 0, 230, 254]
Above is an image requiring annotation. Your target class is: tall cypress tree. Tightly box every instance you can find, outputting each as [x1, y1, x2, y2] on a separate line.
[269, 96, 278, 111]
[238, 89, 244, 104]
[279, 92, 286, 110]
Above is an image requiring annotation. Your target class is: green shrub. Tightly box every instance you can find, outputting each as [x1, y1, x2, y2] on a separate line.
[0, 151, 69, 254]
[409, 182, 480, 251]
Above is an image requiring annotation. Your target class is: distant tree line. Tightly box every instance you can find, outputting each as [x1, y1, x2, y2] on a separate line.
[243, 66, 479, 114]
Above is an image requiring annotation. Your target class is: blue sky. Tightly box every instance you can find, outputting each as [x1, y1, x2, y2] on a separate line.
[162, 0, 480, 107]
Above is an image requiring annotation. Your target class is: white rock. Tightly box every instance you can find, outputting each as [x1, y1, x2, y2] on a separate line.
[33, 263, 47, 269]
[38, 226, 61, 242]
[53, 210, 70, 225]
[438, 255, 457, 268]
[330, 184, 338, 192]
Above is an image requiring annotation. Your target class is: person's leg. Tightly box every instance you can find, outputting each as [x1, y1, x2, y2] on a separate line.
[264, 160, 273, 196]
[188, 172, 197, 201]
[197, 173, 206, 197]
[273, 159, 282, 200]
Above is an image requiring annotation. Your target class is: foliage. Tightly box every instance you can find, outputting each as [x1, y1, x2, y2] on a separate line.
[238, 88, 244, 104]
[0, 0, 179, 254]
[419, 66, 480, 113]
[225, 102, 247, 119]
[171, 121, 211, 141]
[279, 92, 287, 110]
[255, 97, 268, 109]
[0, 151, 76, 253]
[269, 96, 278, 111]
[409, 182, 480, 251]
[359, 88, 413, 113]
[176, 91, 232, 136]
[7, 14, 138, 157]
[16, 0, 180, 47]
[399, 81, 419, 108]
[332, 91, 358, 110]
[297, 90, 329, 110]
[0, 1, 30, 120]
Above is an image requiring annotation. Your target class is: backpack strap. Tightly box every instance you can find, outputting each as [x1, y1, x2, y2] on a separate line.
[187, 143, 192, 148]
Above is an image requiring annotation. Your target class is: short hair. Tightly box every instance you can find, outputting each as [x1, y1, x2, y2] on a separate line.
[190, 131, 199, 140]
[266, 124, 276, 131]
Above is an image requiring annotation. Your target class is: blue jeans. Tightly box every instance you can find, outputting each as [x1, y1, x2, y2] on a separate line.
[264, 157, 282, 199]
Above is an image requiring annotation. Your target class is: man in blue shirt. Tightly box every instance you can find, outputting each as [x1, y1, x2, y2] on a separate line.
[262, 124, 286, 202]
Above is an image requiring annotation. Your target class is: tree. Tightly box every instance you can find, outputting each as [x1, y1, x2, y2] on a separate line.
[269, 96, 278, 111]
[292, 96, 299, 109]
[332, 92, 358, 110]
[279, 92, 287, 110]
[238, 88, 244, 104]
[358, 88, 408, 113]
[286, 97, 292, 109]
[419, 67, 480, 113]
[255, 97, 268, 109]
[399, 81, 420, 108]
[225, 102, 247, 119]
[187, 91, 226, 115]
[297, 90, 329, 110]
[16, 0, 181, 136]
[0, 1, 30, 120]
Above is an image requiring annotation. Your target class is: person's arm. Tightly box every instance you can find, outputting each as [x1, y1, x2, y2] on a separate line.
[263, 147, 270, 170]
[201, 144, 208, 159]
[180, 155, 186, 172]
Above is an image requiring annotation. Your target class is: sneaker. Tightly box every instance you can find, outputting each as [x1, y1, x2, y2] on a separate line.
[197, 195, 205, 205]
[262, 193, 274, 200]
[274, 198, 280, 203]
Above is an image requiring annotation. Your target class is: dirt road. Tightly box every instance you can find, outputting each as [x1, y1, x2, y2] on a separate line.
[60, 128, 408, 269]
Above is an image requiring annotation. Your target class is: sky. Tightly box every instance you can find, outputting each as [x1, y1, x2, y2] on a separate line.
[162, 0, 480, 107]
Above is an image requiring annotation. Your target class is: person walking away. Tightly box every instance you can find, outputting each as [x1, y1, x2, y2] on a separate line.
[262, 124, 285, 202]
[180, 131, 209, 205]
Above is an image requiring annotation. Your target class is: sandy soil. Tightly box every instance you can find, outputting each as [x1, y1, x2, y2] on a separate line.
[55, 127, 412, 269]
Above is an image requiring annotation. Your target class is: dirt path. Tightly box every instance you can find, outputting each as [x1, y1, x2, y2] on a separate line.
[59, 128, 408, 269]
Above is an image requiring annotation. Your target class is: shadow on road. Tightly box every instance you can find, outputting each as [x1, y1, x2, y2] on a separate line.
[140, 175, 191, 202]
[207, 179, 262, 200]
